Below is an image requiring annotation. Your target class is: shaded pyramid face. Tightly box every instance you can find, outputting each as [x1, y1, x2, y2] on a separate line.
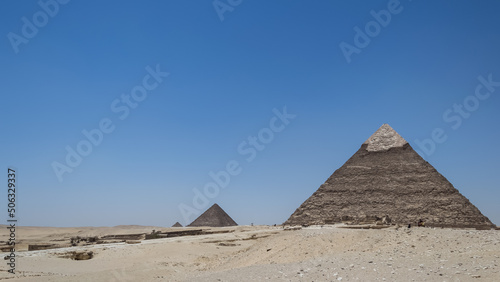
[172, 222, 183, 227]
[285, 124, 494, 229]
[188, 204, 238, 227]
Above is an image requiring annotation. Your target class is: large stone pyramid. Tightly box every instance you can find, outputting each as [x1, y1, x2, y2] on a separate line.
[188, 203, 238, 227]
[284, 124, 494, 229]
[172, 222, 183, 227]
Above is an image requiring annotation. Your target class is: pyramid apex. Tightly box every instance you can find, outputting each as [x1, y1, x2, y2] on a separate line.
[363, 124, 408, 151]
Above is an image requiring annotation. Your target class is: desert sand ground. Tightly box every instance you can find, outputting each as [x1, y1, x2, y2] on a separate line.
[0, 225, 499, 281]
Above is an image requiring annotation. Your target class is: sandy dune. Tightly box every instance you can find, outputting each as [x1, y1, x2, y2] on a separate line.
[1, 225, 499, 281]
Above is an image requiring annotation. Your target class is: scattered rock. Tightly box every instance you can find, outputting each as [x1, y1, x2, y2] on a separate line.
[59, 251, 94, 260]
[126, 240, 141, 244]
[218, 242, 239, 247]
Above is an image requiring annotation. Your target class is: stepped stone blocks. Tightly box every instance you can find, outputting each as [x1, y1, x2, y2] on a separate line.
[285, 124, 494, 229]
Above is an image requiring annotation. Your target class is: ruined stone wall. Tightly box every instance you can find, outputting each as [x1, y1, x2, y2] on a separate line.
[285, 143, 494, 229]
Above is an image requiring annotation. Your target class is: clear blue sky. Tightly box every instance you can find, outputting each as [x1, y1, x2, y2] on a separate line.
[1, 0, 499, 227]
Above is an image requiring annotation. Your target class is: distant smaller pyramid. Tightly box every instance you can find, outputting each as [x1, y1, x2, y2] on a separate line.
[172, 222, 183, 227]
[188, 204, 237, 227]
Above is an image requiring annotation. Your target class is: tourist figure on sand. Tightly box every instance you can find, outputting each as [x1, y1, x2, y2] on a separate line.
[418, 219, 425, 227]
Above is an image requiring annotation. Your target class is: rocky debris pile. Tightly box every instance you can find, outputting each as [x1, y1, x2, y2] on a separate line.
[59, 250, 94, 260]
[71, 236, 98, 246]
